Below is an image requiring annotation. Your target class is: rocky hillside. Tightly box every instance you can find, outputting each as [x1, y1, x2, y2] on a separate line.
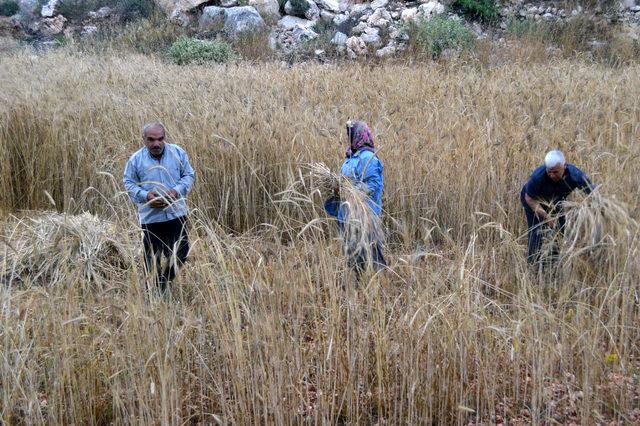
[1, 0, 639, 58]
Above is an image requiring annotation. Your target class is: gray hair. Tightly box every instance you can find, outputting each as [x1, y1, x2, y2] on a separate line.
[142, 122, 166, 139]
[544, 150, 566, 168]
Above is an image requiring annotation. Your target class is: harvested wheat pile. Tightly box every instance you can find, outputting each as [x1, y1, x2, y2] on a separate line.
[1, 212, 135, 285]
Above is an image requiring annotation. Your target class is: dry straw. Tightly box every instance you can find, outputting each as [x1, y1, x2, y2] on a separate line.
[309, 162, 385, 270]
[2, 212, 133, 285]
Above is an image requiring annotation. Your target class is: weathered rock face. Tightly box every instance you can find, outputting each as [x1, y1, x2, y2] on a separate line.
[39, 14, 66, 35]
[200, 5, 266, 36]
[152, 0, 209, 15]
[278, 15, 315, 30]
[248, 0, 281, 22]
[223, 6, 266, 37]
[285, 0, 320, 20]
[199, 6, 225, 32]
[40, 0, 61, 17]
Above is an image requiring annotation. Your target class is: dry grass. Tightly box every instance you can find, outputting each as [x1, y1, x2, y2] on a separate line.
[0, 46, 639, 424]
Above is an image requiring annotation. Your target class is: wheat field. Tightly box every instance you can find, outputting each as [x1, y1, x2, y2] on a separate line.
[1, 46, 639, 424]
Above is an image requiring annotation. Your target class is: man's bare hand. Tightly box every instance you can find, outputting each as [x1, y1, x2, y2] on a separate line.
[167, 189, 179, 201]
[147, 191, 168, 209]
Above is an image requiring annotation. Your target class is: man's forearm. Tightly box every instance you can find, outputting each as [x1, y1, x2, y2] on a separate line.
[525, 194, 547, 219]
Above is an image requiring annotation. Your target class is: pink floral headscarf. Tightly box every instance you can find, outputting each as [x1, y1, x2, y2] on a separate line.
[346, 121, 375, 158]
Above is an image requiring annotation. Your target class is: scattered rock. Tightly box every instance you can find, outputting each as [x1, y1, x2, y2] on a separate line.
[40, 0, 60, 18]
[351, 21, 368, 34]
[316, 0, 340, 13]
[87, 6, 112, 20]
[368, 8, 391, 27]
[40, 14, 66, 36]
[331, 30, 348, 45]
[152, 0, 209, 16]
[371, 0, 388, 10]
[401, 7, 418, 23]
[361, 26, 381, 46]
[333, 13, 350, 26]
[350, 4, 370, 16]
[417, 1, 445, 19]
[81, 25, 98, 36]
[320, 10, 335, 21]
[169, 9, 191, 26]
[346, 35, 366, 58]
[376, 43, 395, 57]
[292, 24, 318, 41]
[278, 15, 314, 30]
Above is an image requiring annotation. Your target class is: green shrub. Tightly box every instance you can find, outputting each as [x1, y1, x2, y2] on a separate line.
[57, 0, 102, 20]
[0, 0, 20, 16]
[168, 37, 236, 65]
[452, 0, 500, 24]
[115, 0, 155, 22]
[411, 17, 475, 59]
[288, 0, 310, 16]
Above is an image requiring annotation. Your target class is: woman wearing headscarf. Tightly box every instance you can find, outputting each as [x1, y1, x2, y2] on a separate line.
[324, 121, 386, 276]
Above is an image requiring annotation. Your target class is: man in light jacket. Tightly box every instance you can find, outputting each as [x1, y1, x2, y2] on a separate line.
[123, 122, 195, 291]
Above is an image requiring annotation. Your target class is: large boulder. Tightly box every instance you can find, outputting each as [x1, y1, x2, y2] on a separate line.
[285, 0, 320, 20]
[39, 14, 66, 35]
[199, 6, 225, 32]
[360, 26, 381, 46]
[278, 15, 315, 30]
[223, 6, 266, 37]
[367, 8, 391, 27]
[292, 24, 317, 42]
[331, 31, 347, 45]
[418, 1, 445, 19]
[200, 5, 266, 36]
[152, 0, 209, 16]
[316, 0, 340, 13]
[249, 0, 281, 21]
[40, 0, 60, 17]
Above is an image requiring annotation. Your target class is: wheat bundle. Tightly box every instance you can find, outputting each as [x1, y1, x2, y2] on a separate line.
[1, 212, 134, 285]
[309, 162, 385, 268]
[561, 191, 638, 274]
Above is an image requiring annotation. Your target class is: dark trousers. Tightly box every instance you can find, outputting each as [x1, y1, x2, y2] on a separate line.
[349, 239, 387, 278]
[521, 191, 565, 264]
[141, 216, 189, 290]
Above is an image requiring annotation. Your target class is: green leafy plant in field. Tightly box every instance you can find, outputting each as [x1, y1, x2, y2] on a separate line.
[168, 36, 236, 65]
[452, 0, 500, 24]
[411, 16, 475, 59]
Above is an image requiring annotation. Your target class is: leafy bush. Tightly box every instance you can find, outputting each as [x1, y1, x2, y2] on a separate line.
[168, 37, 236, 65]
[0, 0, 20, 16]
[57, 0, 102, 20]
[452, 0, 500, 24]
[115, 0, 155, 22]
[411, 17, 475, 59]
[288, 0, 310, 16]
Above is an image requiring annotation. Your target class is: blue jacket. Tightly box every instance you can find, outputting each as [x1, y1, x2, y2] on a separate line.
[324, 149, 384, 224]
[123, 143, 195, 225]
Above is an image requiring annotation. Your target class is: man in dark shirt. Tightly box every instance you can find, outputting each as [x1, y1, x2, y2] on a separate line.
[521, 150, 594, 263]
